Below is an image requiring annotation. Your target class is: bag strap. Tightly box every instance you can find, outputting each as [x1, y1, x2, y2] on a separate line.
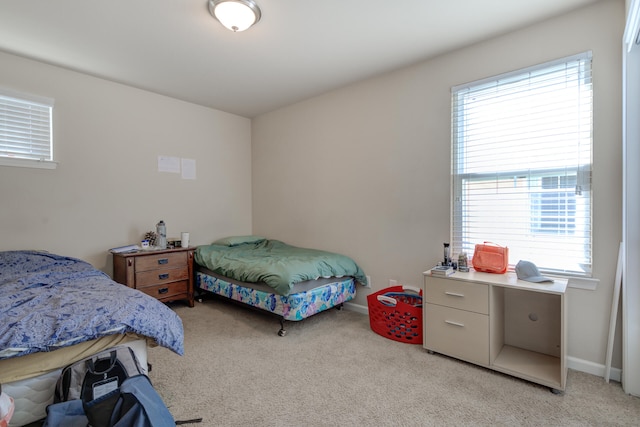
[482, 241, 503, 247]
[86, 350, 118, 375]
[113, 375, 175, 427]
[176, 419, 203, 425]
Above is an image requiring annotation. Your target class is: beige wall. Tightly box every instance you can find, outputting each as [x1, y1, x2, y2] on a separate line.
[252, 0, 624, 370]
[0, 51, 253, 272]
[0, 0, 624, 374]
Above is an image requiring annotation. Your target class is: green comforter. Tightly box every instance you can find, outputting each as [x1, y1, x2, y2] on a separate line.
[194, 239, 367, 296]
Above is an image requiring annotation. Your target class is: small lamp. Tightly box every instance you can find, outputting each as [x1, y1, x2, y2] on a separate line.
[208, 0, 262, 32]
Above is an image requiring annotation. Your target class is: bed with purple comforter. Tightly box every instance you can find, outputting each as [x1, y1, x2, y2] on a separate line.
[0, 250, 184, 361]
[0, 250, 185, 426]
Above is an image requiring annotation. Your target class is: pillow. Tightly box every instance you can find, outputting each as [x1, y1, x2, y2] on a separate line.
[212, 235, 266, 247]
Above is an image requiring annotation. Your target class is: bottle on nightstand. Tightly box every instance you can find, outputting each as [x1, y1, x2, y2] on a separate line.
[156, 220, 167, 249]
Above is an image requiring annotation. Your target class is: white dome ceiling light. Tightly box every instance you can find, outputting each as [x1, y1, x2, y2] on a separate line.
[208, 0, 262, 32]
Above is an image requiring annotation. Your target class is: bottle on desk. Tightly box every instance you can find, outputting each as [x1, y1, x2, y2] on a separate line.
[458, 252, 469, 272]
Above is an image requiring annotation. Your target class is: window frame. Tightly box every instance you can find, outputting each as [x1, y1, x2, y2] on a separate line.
[450, 52, 593, 278]
[0, 88, 56, 170]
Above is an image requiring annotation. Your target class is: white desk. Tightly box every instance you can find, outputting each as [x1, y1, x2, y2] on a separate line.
[423, 269, 567, 393]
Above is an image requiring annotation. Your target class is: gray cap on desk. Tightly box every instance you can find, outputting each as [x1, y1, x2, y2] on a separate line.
[515, 260, 553, 283]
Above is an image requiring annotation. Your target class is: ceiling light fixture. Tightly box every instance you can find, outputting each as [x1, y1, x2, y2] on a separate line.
[208, 0, 262, 32]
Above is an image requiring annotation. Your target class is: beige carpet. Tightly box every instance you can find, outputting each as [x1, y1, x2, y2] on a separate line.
[148, 297, 640, 426]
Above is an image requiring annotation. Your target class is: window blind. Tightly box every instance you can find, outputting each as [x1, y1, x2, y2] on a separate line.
[451, 52, 593, 276]
[0, 90, 54, 162]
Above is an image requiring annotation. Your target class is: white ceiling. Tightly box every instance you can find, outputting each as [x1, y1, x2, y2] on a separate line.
[0, 0, 602, 118]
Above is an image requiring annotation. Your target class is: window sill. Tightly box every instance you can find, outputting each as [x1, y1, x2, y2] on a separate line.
[562, 276, 599, 291]
[0, 157, 57, 170]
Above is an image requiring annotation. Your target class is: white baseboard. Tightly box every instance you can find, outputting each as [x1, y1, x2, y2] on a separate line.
[567, 356, 622, 382]
[344, 301, 368, 315]
[344, 302, 622, 383]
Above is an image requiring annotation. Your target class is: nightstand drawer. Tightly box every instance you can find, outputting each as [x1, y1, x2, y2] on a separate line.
[425, 303, 489, 366]
[425, 277, 488, 314]
[135, 252, 187, 272]
[139, 281, 188, 300]
[136, 266, 189, 287]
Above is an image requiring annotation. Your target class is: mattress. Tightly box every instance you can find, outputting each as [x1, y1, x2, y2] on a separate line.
[196, 266, 356, 321]
[2, 336, 148, 427]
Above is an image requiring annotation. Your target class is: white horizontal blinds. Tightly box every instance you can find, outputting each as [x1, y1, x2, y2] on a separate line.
[0, 91, 53, 161]
[451, 52, 592, 276]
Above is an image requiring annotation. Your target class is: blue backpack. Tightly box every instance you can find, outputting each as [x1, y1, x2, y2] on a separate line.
[44, 375, 175, 427]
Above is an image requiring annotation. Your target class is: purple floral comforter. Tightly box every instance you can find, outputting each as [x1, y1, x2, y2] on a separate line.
[0, 250, 184, 360]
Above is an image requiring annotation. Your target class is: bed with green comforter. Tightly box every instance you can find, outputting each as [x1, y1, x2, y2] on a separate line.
[194, 237, 367, 296]
[194, 236, 367, 334]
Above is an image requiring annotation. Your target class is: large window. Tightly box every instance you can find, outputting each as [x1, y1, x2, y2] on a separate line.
[451, 52, 592, 276]
[0, 88, 55, 169]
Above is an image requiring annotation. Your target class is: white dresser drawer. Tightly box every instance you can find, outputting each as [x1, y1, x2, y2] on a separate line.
[425, 303, 489, 366]
[425, 276, 489, 314]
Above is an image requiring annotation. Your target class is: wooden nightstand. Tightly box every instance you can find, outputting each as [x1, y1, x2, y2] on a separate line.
[113, 246, 195, 307]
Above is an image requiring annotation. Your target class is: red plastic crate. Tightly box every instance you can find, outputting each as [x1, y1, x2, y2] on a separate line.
[367, 285, 423, 344]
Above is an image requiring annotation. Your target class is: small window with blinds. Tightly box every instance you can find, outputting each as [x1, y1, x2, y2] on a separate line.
[451, 52, 592, 276]
[0, 89, 55, 169]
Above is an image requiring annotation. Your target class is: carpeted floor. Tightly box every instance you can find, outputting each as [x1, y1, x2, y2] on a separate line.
[148, 297, 640, 426]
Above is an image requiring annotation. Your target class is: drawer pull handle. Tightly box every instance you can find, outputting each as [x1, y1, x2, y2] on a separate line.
[445, 320, 465, 327]
[158, 287, 169, 294]
[157, 258, 169, 265]
[445, 291, 465, 298]
[158, 273, 169, 280]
